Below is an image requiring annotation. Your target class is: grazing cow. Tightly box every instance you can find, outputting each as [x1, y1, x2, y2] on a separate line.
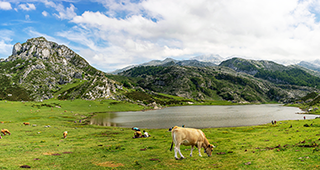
[23, 122, 30, 125]
[63, 131, 68, 138]
[4, 129, 10, 135]
[1, 129, 6, 136]
[1, 129, 11, 135]
[170, 126, 215, 160]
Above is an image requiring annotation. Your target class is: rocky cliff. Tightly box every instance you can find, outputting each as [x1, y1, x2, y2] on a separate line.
[0, 37, 120, 101]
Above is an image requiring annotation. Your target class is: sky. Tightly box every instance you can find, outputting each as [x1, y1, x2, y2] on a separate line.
[1, 0, 320, 72]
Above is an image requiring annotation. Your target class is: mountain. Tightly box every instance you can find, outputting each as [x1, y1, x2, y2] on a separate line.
[110, 58, 216, 74]
[290, 64, 320, 78]
[219, 57, 288, 75]
[219, 57, 320, 87]
[119, 63, 318, 103]
[0, 37, 120, 101]
[109, 58, 176, 74]
[297, 60, 320, 73]
[140, 58, 177, 66]
[162, 60, 216, 67]
[2, 37, 320, 104]
[190, 54, 224, 65]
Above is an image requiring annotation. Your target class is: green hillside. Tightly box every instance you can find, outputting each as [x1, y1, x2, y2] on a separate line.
[117, 64, 318, 103]
[220, 57, 320, 88]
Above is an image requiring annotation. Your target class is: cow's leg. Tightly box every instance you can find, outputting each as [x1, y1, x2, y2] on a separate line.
[174, 144, 181, 160]
[190, 145, 194, 157]
[198, 143, 202, 157]
[175, 143, 185, 159]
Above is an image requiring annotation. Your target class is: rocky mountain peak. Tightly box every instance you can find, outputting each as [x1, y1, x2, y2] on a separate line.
[8, 37, 88, 69]
[0, 37, 120, 101]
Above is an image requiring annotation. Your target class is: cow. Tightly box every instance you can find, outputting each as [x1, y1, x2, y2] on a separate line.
[23, 122, 30, 125]
[170, 126, 215, 160]
[1, 129, 6, 136]
[63, 131, 68, 138]
[1, 129, 11, 135]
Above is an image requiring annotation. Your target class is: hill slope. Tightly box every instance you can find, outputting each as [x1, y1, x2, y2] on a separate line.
[297, 60, 320, 74]
[0, 37, 121, 101]
[119, 64, 318, 103]
[220, 57, 320, 87]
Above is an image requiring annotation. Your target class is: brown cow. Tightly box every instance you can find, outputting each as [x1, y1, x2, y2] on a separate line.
[170, 126, 215, 160]
[1, 129, 11, 135]
[23, 122, 30, 125]
[63, 131, 68, 138]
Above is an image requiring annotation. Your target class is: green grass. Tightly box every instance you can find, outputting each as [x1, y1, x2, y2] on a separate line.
[52, 79, 88, 99]
[1, 100, 320, 169]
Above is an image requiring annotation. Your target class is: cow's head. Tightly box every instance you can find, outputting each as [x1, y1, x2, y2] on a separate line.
[205, 144, 215, 157]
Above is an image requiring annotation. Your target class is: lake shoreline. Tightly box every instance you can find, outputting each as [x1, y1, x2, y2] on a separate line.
[90, 104, 319, 129]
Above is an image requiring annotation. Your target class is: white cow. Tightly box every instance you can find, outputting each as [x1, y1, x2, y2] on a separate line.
[170, 126, 215, 160]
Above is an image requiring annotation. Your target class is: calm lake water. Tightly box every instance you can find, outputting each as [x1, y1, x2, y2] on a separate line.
[90, 104, 318, 129]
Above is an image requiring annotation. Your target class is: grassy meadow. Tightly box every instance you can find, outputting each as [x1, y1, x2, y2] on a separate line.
[1, 99, 320, 169]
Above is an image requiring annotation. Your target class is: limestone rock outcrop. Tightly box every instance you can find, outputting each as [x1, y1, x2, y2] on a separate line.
[1, 37, 120, 101]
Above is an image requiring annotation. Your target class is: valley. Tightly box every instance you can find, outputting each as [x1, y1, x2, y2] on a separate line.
[1, 37, 320, 169]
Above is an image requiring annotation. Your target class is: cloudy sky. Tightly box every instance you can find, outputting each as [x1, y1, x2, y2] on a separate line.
[1, 0, 320, 72]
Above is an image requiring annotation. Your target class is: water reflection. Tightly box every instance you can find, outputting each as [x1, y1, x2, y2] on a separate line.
[90, 104, 318, 129]
[89, 112, 119, 127]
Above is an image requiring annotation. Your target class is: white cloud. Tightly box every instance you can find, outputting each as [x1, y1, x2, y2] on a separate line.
[19, 3, 36, 11]
[43, 0, 76, 20]
[0, 30, 13, 58]
[56, 0, 320, 72]
[42, 11, 49, 17]
[95, 0, 143, 17]
[25, 14, 30, 20]
[0, 1, 12, 10]
[0, 40, 12, 58]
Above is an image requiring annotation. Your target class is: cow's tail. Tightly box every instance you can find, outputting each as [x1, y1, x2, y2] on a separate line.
[170, 130, 176, 151]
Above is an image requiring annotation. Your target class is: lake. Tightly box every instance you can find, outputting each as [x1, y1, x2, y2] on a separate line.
[90, 104, 318, 129]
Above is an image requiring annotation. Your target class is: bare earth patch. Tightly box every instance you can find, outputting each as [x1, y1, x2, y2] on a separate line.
[93, 161, 124, 167]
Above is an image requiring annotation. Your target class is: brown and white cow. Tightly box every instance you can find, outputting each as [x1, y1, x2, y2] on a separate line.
[170, 126, 215, 160]
[63, 131, 68, 138]
[1, 129, 11, 135]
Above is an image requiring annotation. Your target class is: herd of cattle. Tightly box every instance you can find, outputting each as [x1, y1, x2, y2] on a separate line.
[1, 122, 68, 139]
[1, 122, 212, 159]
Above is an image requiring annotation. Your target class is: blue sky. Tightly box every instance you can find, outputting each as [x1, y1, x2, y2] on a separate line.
[1, 0, 320, 72]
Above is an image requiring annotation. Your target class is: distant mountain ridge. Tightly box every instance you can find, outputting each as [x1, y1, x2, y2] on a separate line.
[190, 54, 224, 65]
[111, 54, 320, 77]
[219, 57, 288, 75]
[119, 62, 319, 103]
[219, 57, 320, 87]
[297, 60, 320, 73]
[110, 55, 222, 74]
